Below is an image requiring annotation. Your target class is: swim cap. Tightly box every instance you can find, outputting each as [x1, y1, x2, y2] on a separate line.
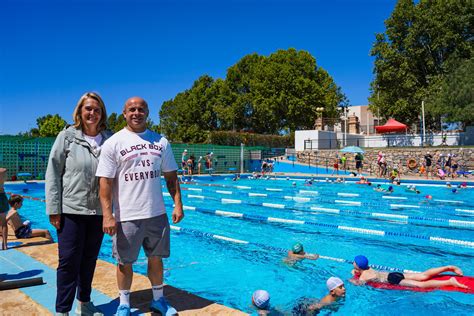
[252, 290, 270, 309]
[292, 242, 304, 254]
[326, 277, 344, 291]
[354, 255, 369, 270]
[388, 186, 393, 191]
[452, 189, 457, 193]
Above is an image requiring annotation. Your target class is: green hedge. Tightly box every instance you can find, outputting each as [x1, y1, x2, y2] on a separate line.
[208, 131, 294, 147]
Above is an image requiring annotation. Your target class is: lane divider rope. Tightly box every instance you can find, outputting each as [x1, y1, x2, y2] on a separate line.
[169, 225, 420, 273]
[178, 192, 474, 230]
[173, 203, 474, 248]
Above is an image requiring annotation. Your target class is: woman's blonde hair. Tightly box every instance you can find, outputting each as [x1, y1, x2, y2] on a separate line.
[72, 92, 108, 132]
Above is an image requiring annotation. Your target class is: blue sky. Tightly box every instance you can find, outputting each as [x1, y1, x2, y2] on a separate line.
[0, 0, 396, 135]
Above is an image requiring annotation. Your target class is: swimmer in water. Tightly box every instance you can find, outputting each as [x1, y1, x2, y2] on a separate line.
[285, 242, 319, 263]
[350, 255, 468, 289]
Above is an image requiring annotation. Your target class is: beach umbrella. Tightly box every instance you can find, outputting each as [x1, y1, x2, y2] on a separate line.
[340, 146, 365, 154]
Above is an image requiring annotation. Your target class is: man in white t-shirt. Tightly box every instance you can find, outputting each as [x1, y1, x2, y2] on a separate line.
[96, 97, 184, 316]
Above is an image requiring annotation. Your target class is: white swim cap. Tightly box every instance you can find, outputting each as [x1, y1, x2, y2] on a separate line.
[252, 290, 270, 309]
[327, 277, 344, 291]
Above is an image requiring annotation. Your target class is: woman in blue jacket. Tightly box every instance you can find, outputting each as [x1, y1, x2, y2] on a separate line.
[46, 92, 110, 316]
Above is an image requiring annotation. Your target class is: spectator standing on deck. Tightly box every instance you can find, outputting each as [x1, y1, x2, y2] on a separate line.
[46, 92, 110, 316]
[97, 96, 184, 316]
[355, 153, 363, 175]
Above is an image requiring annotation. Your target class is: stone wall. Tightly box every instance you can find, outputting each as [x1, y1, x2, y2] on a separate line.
[297, 147, 474, 176]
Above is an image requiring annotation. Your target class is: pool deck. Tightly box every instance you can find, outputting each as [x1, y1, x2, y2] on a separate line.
[0, 236, 247, 315]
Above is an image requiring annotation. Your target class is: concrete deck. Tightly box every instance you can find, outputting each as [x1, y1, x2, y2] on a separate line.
[0, 237, 246, 315]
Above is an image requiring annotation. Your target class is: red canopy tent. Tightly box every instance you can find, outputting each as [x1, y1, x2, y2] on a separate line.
[375, 118, 408, 134]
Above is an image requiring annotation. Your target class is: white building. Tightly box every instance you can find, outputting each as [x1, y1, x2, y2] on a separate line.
[335, 105, 380, 135]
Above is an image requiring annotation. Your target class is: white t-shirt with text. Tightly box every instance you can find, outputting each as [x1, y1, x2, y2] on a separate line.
[96, 128, 178, 222]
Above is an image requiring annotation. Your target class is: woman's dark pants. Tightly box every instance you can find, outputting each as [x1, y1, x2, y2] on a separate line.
[56, 214, 104, 313]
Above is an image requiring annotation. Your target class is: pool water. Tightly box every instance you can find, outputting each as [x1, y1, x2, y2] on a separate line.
[5, 177, 474, 315]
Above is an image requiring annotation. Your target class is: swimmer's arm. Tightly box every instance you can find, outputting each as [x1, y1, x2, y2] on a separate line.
[310, 295, 334, 310]
[349, 277, 366, 285]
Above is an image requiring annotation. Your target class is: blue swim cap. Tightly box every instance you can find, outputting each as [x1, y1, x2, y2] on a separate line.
[292, 242, 304, 254]
[452, 188, 457, 193]
[354, 255, 369, 270]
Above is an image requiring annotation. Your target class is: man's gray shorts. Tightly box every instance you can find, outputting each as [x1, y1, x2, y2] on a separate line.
[113, 214, 170, 264]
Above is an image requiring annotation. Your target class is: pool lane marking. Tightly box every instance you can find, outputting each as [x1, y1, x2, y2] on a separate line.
[169, 225, 420, 274]
[335, 200, 362, 206]
[266, 188, 283, 192]
[267, 217, 305, 224]
[176, 203, 474, 248]
[221, 198, 242, 204]
[337, 193, 359, 197]
[456, 209, 474, 214]
[371, 213, 408, 220]
[262, 202, 285, 209]
[337, 226, 385, 236]
[188, 187, 426, 211]
[434, 199, 464, 204]
[180, 192, 474, 229]
[299, 190, 319, 195]
[284, 196, 311, 202]
[310, 206, 340, 214]
[215, 210, 244, 218]
[235, 185, 251, 189]
[249, 193, 267, 197]
[216, 190, 233, 195]
[382, 196, 408, 200]
[187, 187, 202, 192]
[390, 204, 420, 209]
[182, 184, 473, 211]
[188, 194, 205, 199]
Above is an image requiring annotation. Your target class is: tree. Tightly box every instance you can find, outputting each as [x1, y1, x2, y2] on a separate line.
[159, 48, 346, 141]
[37, 114, 67, 137]
[107, 112, 127, 132]
[107, 112, 159, 133]
[369, 0, 473, 127]
[427, 58, 474, 127]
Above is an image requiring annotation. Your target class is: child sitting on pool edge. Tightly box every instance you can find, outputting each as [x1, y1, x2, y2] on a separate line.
[7, 194, 52, 242]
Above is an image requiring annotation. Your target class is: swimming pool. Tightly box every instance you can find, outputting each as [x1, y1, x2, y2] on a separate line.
[6, 177, 474, 315]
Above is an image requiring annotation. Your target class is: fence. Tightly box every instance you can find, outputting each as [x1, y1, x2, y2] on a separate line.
[304, 133, 467, 150]
[0, 136, 285, 180]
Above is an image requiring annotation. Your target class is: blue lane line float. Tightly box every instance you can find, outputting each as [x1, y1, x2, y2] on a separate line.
[169, 225, 420, 274]
[182, 182, 472, 211]
[176, 191, 474, 230]
[171, 202, 474, 249]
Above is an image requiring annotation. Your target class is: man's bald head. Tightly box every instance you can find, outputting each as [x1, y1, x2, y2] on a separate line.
[124, 97, 148, 111]
[123, 96, 149, 133]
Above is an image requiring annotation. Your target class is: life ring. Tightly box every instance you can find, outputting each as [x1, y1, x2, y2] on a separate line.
[407, 158, 417, 170]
